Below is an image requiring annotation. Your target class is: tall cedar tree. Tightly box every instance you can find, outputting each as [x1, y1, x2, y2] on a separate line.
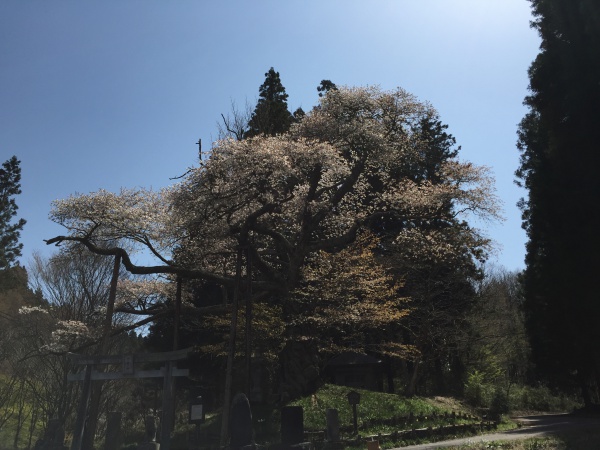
[516, 0, 600, 405]
[245, 68, 294, 138]
[0, 156, 26, 269]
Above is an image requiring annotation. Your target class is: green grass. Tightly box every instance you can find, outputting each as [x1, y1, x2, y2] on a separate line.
[286, 384, 501, 449]
[290, 384, 452, 430]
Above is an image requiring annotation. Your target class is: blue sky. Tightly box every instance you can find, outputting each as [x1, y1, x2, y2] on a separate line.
[1, 1, 539, 271]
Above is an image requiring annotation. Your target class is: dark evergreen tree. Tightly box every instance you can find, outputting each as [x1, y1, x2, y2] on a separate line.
[317, 79, 337, 97]
[245, 68, 294, 138]
[411, 116, 459, 182]
[516, 0, 600, 405]
[0, 156, 26, 269]
[292, 107, 306, 123]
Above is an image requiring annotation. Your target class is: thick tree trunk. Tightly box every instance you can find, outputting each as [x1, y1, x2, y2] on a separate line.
[405, 360, 420, 397]
[434, 357, 446, 395]
[279, 340, 320, 402]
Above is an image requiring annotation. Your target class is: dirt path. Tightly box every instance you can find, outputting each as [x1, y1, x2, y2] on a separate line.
[387, 414, 600, 449]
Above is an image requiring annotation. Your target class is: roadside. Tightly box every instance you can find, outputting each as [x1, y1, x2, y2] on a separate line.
[387, 413, 600, 449]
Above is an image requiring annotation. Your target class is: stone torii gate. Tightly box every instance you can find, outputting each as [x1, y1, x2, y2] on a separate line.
[67, 347, 192, 450]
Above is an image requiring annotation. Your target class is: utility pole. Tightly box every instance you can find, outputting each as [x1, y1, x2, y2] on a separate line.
[245, 246, 253, 396]
[220, 248, 244, 447]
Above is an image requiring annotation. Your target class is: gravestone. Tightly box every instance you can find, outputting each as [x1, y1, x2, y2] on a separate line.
[104, 412, 122, 450]
[325, 409, 340, 442]
[324, 408, 344, 449]
[281, 406, 303, 445]
[229, 393, 253, 450]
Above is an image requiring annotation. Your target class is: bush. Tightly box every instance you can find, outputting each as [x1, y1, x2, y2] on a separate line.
[464, 371, 491, 407]
[464, 374, 579, 414]
[509, 384, 580, 412]
[489, 387, 509, 419]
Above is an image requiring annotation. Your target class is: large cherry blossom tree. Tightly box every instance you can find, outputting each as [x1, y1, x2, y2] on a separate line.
[46, 88, 499, 399]
[48, 87, 499, 303]
[45, 85, 502, 418]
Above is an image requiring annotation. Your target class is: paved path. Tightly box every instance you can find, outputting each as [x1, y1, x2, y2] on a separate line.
[387, 414, 600, 449]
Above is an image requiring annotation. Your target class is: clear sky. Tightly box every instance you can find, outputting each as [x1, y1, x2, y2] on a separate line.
[1, 0, 539, 272]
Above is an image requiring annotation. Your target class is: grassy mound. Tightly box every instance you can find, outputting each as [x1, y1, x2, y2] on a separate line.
[290, 384, 470, 431]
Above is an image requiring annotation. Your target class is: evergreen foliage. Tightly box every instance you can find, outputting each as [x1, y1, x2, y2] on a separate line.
[0, 156, 26, 269]
[317, 79, 337, 97]
[245, 68, 294, 138]
[516, 0, 600, 404]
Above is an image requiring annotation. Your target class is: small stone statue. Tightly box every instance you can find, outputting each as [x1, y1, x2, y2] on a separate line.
[144, 415, 158, 442]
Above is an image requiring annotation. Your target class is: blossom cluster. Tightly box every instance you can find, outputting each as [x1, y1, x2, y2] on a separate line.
[50, 187, 179, 257]
[41, 320, 92, 353]
[19, 306, 49, 315]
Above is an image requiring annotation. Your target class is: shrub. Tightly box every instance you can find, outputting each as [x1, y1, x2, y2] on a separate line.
[464, 371, 490, 407]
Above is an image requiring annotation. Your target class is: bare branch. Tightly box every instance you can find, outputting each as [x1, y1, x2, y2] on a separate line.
[217, 99, 252, 141]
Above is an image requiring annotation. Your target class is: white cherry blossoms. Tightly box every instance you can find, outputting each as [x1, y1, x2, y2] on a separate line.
[48, 86, 502, 299]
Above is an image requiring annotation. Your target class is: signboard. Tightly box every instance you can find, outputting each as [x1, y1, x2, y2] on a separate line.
[347, 390, 361, 405]
[190, 405, 203, 422]
[122, 355, 134, 375]
[189, 396, 204, 423]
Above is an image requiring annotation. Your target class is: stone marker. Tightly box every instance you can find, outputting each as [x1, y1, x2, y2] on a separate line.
[230, 393, 253, 450]
[325, 408, 340, 442]
[281, 406, 304, 445]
